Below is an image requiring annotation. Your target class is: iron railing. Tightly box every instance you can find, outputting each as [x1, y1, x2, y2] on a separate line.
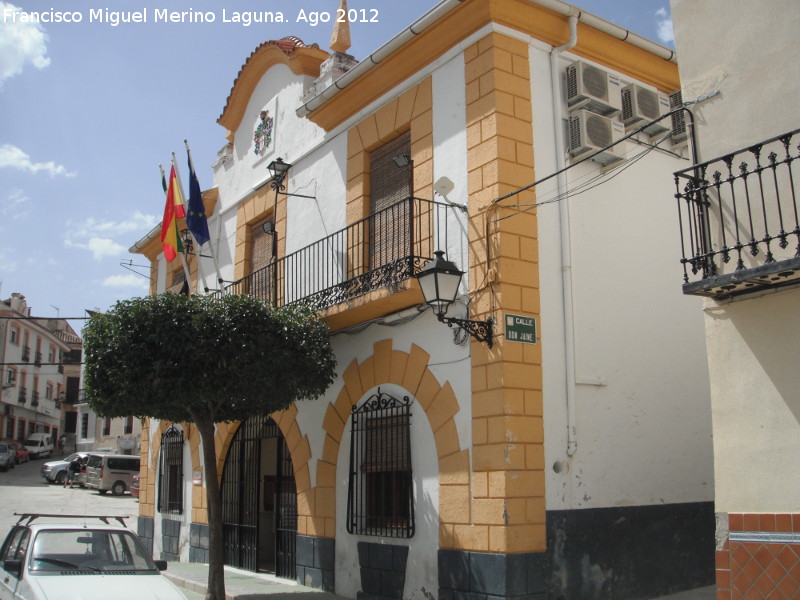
[674, 128, 800, 299]
[222, 197, 462, 311]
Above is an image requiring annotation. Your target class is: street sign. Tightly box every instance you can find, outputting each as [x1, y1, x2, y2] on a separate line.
[505, 313, 537, 344]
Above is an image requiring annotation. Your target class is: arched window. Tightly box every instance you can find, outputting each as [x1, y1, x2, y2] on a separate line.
[158, 425, 184, 514]
[346, 389, 414, 538]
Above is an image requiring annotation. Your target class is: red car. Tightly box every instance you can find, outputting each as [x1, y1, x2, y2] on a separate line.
[6, 441, 29, 464]
[131, 472, 141, 498]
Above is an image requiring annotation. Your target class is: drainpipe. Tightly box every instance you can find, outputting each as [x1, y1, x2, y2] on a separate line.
[550, 11, 579, 457]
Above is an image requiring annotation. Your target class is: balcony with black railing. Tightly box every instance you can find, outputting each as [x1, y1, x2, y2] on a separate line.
[221, 197, 463, 319]
[18, 387, 26, 404]
[674, 128, 800, 300]
[21, 347, 30, 362]
[31, 391, 39, 407]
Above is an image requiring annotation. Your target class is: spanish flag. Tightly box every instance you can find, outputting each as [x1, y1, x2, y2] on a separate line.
[160, 165, 185, 262]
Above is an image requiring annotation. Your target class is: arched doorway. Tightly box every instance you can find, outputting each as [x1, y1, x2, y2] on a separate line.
[221, 415, 296, 578]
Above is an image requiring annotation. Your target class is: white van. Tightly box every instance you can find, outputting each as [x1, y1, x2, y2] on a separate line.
[84, 453, 140, 495]
[24, 433, 54, 459]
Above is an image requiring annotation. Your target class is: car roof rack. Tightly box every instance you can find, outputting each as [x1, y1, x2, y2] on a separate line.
[14, 513, 129, 527]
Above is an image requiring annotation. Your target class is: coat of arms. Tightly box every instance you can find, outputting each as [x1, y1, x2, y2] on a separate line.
[253, 110, 274, 156]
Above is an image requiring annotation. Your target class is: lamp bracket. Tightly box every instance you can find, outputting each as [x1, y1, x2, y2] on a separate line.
[437, 313, 493, 348]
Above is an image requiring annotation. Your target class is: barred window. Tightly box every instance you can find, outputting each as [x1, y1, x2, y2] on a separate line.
[158, 425, 184, 515]
[347, 389, 414, 538]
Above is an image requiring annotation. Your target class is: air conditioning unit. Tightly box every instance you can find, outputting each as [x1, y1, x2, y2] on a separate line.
[568, 110, 625, 165]
[565, 61, 622, 116]
[669, 90, 688, 144]
[621, 84, 670, 136]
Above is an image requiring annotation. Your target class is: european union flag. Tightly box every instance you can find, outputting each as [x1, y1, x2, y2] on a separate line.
[186, 150, 210, 246]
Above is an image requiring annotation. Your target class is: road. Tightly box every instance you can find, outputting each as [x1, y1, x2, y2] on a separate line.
[0, 455, 204, 600]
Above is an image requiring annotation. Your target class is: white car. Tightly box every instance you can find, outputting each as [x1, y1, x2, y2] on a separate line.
[0, 513, 187, 600]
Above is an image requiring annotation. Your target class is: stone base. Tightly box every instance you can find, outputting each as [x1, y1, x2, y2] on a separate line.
[189, 522, 210, 564]
[137, 516, 154, 556]
[438, 549, 547, 600]
[358, 542, 409, 600]
[547, 502, 715, 598]
[296, 535, 335, 592]
[160, 517, 181, 562]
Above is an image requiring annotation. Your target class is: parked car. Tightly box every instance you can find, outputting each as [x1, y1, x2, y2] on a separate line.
[0, 513, 187, 600]
[84, 454, 140, 496]
[40, 453, 88, 485]
[23, 434, 53, 460]
[0, 443, 15, 471]
[10, 442, 29, 464]
[0, 441, 27, 465]
[130, 473, 140, 499]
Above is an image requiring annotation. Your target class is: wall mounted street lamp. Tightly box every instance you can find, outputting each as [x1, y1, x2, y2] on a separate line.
[415, 251, 493, 347]
[267, 157, 292, 191]
[266, 158, 292, 257]
[180, 228, 194, 256]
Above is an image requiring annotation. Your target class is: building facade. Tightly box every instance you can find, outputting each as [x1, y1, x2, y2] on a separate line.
[670, 1, 800, 598]
[133, 1, 715, 598]
[0, 293, 71, 447]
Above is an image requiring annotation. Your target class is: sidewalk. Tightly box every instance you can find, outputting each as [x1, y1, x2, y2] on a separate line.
[163, 562, 716, 600]
[164, 562, 344, 600]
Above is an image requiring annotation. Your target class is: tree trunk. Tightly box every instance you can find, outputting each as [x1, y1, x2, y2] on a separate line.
[191, 410, 226, 600]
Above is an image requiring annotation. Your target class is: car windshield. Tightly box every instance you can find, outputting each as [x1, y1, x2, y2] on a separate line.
[29, 529, 157, 573]
[60, 453, 81, 463]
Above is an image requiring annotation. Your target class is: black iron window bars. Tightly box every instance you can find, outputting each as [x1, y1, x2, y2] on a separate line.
[347, 389, 415, 538]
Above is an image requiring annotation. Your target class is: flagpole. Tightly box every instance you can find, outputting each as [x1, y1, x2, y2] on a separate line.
[162, 160, 193, 296]
[185, 140, 226, 294]
[172, 152, 209, 294]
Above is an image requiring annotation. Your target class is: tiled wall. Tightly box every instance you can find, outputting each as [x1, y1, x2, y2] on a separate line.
[717, 513, 800, 599]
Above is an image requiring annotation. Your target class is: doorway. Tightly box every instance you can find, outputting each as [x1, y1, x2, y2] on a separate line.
[221, 416, 297, 578]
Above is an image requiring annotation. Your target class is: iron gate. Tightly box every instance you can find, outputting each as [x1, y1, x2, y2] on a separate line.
[221, 416, 296, 578]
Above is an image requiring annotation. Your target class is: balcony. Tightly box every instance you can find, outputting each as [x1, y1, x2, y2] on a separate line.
[21, 347, 30, 362]
[31, 391, 39, 407]
[18, 387, 26, 404]
[674, 128, 800, 300]
[34, 352, 42, 367]
[221, 197, 462, 320]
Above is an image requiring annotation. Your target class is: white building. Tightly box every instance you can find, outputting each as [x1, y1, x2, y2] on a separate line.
[132, 1, 715, 598]
[671, 1, 800, 597]
[0, 293, 70, 446]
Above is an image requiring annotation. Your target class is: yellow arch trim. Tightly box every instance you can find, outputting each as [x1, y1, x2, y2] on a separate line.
[312, 339, 469, 543]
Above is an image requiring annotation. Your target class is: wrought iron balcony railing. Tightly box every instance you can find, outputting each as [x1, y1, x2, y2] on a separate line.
[21, 347, 30, 362]
[31, 391, 39, 407]
[222, 197, 462, 311]
[674, 128, 800, 299]
[34, 352, 42, 367]
[18, 387, 26, 404]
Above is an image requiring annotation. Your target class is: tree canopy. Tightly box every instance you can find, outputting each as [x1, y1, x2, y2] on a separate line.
[82, 292, 337, 423]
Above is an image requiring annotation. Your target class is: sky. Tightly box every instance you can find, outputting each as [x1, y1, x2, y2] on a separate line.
[0, 0, 674, 331]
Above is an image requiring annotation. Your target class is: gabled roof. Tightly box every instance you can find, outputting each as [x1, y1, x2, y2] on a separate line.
[217, 36, 329, 141]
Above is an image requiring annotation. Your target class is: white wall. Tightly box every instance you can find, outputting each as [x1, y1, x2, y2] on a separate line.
[530, 43, 713, 510]
[671, 0, 800, 513]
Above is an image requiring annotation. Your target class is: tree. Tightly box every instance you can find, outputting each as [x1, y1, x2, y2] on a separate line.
[82, 293, 336, 600]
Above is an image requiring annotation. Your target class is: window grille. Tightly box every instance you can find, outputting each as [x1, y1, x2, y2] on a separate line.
[158, 425, 184, 515]
[347, 389, 414, 538]
[369, 133, 412, 270]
